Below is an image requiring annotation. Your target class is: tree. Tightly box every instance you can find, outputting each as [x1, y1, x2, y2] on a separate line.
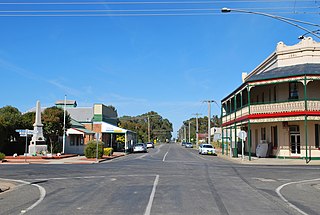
[42, 106, 71, 154]
[179, 115, 221, 143]
[119, 111, 173, 143]
[0, 106, 22, 152]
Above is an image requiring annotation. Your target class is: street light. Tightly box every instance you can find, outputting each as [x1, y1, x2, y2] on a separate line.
[298, 29, 320, 40]
[221, 7, 320, 39]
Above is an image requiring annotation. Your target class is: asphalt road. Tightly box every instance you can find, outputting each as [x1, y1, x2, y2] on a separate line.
[1, 143, 320, 215]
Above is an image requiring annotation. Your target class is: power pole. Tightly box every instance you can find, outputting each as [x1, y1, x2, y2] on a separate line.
[147, 116, 151, 143]
[62, 94, 67, 154]
[203, 100, 215, 145]
[193, 113, 202, 148]
[188, 121, 192, 142]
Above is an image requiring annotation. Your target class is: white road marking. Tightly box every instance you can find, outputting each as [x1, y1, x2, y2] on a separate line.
[252, 177, 276, 182]
[27, 174, 157, 181]
[0, 178, 46, 215]
[162, 144, 171, 162]
[162, 152, 168, 162]
[138, 153, 149, 159]
[144, 175, 159, 215]
[276, 178, 320, 215]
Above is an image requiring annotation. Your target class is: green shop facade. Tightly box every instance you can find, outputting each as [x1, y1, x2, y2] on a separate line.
[221, 37, 320, 161]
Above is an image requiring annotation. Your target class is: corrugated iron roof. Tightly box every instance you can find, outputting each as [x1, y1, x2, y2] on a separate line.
[247, 63, 320, 82]
[67, 107, 93, 123]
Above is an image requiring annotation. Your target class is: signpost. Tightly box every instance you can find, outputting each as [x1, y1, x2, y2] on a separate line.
[95, 133, 100, 162]
[237, 130, 247, 160]
[15, 129, 37, 163]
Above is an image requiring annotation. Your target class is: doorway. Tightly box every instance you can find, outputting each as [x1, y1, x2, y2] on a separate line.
[290, 134, 301, 155]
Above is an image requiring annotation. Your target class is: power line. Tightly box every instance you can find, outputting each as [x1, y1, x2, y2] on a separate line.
[0, 0, 317, 5]
[0, 7, 317, 14]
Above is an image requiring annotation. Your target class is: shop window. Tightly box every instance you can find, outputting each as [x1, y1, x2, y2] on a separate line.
[261, 127, 266, 140]
[271, 126, 278, 148]
[315, 124, 320, 148]
[269, 88, 271, 102]
[289, 82, 299, 100]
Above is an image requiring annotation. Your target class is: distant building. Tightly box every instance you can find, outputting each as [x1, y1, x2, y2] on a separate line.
[221, 37, 320, 160]
[55, 100, 77, 108]
[65, 103, 136, 154]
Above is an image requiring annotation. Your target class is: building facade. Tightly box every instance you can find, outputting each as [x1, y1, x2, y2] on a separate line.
[66, 103, 136, 153]
[221, 37, 320, 160]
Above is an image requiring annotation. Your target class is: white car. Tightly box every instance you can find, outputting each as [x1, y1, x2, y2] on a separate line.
[133, 143, 148, 153]
[146, 142, 154, 148]
[199, 144, 216, 155]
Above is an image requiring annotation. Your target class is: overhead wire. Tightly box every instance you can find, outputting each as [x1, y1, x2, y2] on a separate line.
[0, 0, 318, 5]
[0, 6, 317, 13]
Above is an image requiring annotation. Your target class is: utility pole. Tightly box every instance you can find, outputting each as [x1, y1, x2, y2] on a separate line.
[193, 113, 202, 148]
[62, 94, 66, 154]
[203, 100, 215, 145]
[183, 125, 187, 142]
[188, 121, 192, 142]
[147, 116, 151, 143]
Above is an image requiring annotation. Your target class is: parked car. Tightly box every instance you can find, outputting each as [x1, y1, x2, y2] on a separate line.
[185, 142, 193, 148]
[181, 142, 187, 146]
[146, 142, 154, 148]
[133, 143, 148, 153]
[199, 144, 216, 155]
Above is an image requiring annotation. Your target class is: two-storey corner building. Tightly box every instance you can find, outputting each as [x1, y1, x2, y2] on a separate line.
[221, 37, 320, 160]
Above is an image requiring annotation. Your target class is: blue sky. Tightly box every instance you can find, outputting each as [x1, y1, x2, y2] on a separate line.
[1, 0, 319, 137]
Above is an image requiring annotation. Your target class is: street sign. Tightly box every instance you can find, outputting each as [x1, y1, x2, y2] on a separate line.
[15, 129, 37, 137]
[237, 130, 247, 160]
[237, 131, 247, 140]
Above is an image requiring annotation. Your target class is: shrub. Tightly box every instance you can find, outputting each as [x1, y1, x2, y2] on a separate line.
[103, 148, 113, 156]
[0, 152, 5, 160]
[84, 141, 104, 159]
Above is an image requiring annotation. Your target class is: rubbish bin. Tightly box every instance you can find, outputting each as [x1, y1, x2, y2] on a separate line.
[232, 141, 238, 158]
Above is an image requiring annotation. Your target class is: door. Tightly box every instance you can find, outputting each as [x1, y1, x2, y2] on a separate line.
[290, 134, 301, 155]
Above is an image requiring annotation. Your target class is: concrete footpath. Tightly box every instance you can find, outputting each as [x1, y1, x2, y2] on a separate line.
[0, 152, 125, 165]
[218, 153, 320, 165]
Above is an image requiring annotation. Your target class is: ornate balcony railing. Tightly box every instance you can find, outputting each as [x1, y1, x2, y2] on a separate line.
[222, 100, 320, 124]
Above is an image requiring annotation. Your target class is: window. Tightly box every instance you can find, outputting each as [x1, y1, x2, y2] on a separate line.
[261, 127, 266, 140]
[271, 126, 278, 148]
[262, 92, 265, 103]
[289, 82, 299, 100]
[289, 125, 299, 133]
[315, 124, 320, 148]
[274, 86, 277, 102]
[269, 88, 271, 102]
[70, 135, 75, 146]
[70, 135, 84, 146]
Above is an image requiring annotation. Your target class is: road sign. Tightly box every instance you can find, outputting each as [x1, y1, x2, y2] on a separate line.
[237, 131, 247, 140]
[15, 129, 36, 137]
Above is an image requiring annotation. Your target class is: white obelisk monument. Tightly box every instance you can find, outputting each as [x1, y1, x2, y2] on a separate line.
[29, 100, 46, 154]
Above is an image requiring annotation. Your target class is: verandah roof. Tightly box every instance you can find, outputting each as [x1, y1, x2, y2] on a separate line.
[246, 63, 320, 82]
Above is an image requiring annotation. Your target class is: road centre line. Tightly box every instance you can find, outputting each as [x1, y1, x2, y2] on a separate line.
[276, 178, 320, 215]
[144, 175, 159, 215]
[162, 144, 171, 162]
[0, 178, 46, 215]
[162, 152, 168, 162]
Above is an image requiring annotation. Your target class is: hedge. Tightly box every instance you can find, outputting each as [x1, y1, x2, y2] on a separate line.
[84, 141, 104, 159]
[103, 148, 113, 156]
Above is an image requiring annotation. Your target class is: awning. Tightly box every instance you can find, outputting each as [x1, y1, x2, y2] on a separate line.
[67, 127, 95, 136]
[100, 122, 129, 133]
